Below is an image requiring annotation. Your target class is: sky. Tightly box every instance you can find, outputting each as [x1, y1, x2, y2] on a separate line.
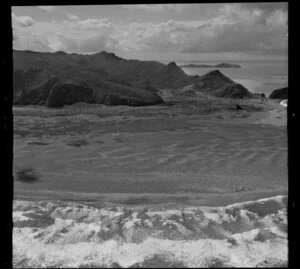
[12, 3, 288, 62]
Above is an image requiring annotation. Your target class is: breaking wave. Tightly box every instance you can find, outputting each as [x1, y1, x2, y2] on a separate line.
[13, 195, 287, 268]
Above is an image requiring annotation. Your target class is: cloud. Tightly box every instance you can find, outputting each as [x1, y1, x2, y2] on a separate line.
[241, 2, 288, 13]
[122, 4, 195, 13]
[12, 12, 34, 27]
[13, 34, 51, 52]
[265, 9, 288, 29]
[12, 4, 288, 56]
[63, 18, 112, 31]
[46, 35, 68, 51]
[121, 4, 287, 55]
[12, 14, 115, 53]
[13, 31, 79, 53]
[178, 5, 288, 54]
[114, 20, 215, 53]
[67, 13, 79, 21]
[36, 6, 57, 12]
[78, 35, 118, 53]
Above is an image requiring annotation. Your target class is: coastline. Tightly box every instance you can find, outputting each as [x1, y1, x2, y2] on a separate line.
[13, 188, 287, 208]
[13, 97, 288, 268]
[13, 194, 287, 268]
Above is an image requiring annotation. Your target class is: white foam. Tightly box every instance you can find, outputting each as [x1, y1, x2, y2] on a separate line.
[13, 196, 288, 267]
[221, 195, 286, 210]
[143, 219, 153, 228]
[280, 100, 288, 107]
[146, 209, 182, 218]
[13, 211, 33, 222]
[13, 231, 287, 268]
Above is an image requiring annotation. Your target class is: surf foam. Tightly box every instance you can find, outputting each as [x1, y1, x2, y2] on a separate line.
[13, 195, 287, 267]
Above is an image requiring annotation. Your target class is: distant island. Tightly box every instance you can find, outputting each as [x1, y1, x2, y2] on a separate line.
[180, 63, 241, 68]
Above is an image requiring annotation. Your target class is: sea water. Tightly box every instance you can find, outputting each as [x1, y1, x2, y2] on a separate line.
[177, 60, 288, 97]
[13, 195, 287, 268]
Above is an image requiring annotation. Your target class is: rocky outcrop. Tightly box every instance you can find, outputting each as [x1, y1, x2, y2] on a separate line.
[269, 87, 288, 99]
[189, 70, 253, 99]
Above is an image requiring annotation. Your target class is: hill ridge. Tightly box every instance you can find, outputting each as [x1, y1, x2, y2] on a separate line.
[13, 50, 254, 107]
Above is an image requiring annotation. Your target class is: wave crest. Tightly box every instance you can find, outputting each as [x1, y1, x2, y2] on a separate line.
[13, 195, 287, 267]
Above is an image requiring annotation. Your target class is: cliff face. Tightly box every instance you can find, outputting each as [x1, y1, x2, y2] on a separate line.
[13, 50, 254, 107]
[269, 87, 288, 99]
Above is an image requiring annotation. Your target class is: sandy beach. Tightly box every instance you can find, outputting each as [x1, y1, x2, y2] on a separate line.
[13, 96, 288, 268]
[13, 96, 287, 200]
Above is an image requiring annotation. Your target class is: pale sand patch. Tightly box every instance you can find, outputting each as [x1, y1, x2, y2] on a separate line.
[239, 101, 287, 127]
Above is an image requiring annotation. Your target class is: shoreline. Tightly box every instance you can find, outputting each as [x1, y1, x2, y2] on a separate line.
[13, 188, 287, 208]
[13, 99, 288, 268]
[13, 194, 287, 268]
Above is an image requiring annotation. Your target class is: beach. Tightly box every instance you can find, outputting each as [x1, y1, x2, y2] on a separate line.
[11, 2, 289, 266]
[13, 97, 287, 199]
[13, 95, 288, 267]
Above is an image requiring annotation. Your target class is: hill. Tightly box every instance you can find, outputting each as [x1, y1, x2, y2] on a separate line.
[13, 50, 253, 107]
[13, 50, 165, 107]
[180, 70, 253, 99]
[269, 87, 288, 99]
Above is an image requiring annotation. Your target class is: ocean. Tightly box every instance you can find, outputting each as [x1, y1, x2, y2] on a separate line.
[13, 195, 287, 268]
[177, 60, 288, 97]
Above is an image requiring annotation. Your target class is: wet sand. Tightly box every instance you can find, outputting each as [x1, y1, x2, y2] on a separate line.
[13, 97, 287, 205]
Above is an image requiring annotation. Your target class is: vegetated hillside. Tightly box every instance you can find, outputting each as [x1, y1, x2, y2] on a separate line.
[13, 50, 253, 107]
[82, 52, 192, 89]
[180, 70, 253, 99]
[269, 87, 288, 99]
[13, 50, 164, 107]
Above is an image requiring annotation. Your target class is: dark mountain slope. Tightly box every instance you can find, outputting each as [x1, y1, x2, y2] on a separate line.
[13, 50, 164, 107]
[181, 70, 253, 99]
[13, 50, 254, 107]
[84, 53, 191, 89]
[269, 87, 288, 99]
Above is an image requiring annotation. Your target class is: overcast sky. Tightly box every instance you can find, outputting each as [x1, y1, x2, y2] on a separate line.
[12, 3, 288, 62]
